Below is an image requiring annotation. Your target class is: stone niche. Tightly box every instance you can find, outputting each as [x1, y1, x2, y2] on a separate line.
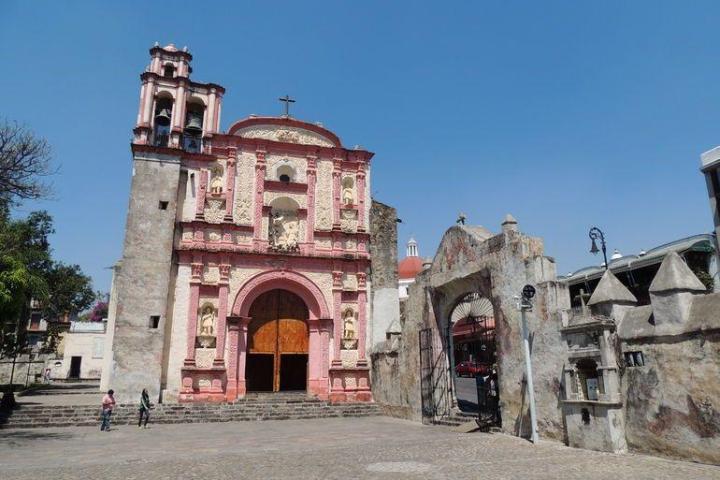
[560, 307, 627, 454]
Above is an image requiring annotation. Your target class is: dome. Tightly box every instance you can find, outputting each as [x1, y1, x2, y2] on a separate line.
[398, 256, 424, 280]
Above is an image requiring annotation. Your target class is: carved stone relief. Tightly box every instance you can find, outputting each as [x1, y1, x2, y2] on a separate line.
[204, 199, 225, 224]
[342, 273, 357, 291]
[269, 210, 300, 252]
[315, 161, 333, 230]
[340, 209, 358, 233]
[233, 154, 255, 225]
[235, 125, 335, 148]
[202, 266, 220, 284]
[195, 348, 216, 368]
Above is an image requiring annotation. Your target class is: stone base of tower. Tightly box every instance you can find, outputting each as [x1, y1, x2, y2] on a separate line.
[329, 366, 373, 403]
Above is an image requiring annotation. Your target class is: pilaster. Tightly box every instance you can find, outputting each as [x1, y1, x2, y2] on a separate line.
[195, 170, 208, 220]
[184, 261, 202, 365]
[224, 148, 237, 221]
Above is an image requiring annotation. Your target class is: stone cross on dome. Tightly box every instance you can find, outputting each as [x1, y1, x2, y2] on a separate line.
[278, 94, 296, 117]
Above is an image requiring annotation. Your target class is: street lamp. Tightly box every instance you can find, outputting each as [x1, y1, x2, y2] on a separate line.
[589, 227, 608, 270]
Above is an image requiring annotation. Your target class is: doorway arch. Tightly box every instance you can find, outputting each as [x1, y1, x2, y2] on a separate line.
[246, 289, 309, 392]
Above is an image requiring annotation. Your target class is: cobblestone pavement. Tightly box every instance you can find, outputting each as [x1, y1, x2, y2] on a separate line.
[0, 417, 718, 479]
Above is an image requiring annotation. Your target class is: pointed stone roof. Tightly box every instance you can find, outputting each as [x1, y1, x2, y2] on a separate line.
[649, 251, 706, 293]
[502, 214, 517, 225]
[587, 269, 637, 306]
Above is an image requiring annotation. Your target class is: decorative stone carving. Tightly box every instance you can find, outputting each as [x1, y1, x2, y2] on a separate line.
[195, 348, 216, 369]
[207, 230, 222, 242]
[233, 155, 255, 225]
[342, 308, 358, 350]
[235, 198, 252, 224]
[202, 266, 220, 284]
[269, 210, 300, 252]
[235, 125, 334, 147]
[315, 161, 333, 230]
[340, 209, 358, 233]
[343, 273, 357, 291]
[204, 199, 225, 224]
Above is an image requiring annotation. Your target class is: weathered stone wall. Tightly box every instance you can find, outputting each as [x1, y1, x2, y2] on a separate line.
[371, 271, 429, 421]
[368, 200, 400, 349]
[621, 332, 720, 464]
[101, 153, 181, 403]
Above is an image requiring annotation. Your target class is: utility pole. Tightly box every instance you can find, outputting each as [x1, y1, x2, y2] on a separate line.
[517, 285, 539, 444]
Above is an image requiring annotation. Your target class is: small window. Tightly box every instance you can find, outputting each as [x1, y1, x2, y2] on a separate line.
[163, 65, 175, 78]
[149, 316, 160, 329]
[158, 201, 169, 210]
[279, 174, 291, 183]
[624, 351, 644, 367]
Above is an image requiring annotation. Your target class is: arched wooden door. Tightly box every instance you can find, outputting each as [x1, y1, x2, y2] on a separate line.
[246, 289, 309, 392]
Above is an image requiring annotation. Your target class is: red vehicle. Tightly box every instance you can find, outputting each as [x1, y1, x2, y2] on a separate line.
[455, 361, 491, 377]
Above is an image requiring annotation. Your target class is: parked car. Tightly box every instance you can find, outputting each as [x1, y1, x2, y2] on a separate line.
[455, 361, 491, 377]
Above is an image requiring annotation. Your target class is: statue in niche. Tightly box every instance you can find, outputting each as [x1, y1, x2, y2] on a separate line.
[342, 178, 354, 205]
[269, 210, 299, 252]
[199, 305, 215, 336]
[342, 309, 358, 350]
[210, 175, 224, 195]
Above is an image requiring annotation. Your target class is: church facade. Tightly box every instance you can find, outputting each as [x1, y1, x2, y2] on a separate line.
[101, 44, 385, 403]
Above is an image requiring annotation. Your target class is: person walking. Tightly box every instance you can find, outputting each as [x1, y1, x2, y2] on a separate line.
[138, 388, 151, 428]
[100, 389, 116, 432]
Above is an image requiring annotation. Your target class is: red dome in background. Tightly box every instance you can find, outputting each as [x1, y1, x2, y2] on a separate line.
[398, 256, 424, 280]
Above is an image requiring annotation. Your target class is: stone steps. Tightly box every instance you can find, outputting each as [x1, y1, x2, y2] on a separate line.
[0, 399, 381, 429]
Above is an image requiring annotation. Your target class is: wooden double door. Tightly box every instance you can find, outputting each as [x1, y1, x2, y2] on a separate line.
[246, 289, 309, 392]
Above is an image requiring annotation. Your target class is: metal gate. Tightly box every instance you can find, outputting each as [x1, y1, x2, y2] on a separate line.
[419, 328, 435, 419]
[472, 315, 500, 428]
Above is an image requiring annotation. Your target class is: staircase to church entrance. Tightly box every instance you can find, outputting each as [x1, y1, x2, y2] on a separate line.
[0, 392, 381, 429]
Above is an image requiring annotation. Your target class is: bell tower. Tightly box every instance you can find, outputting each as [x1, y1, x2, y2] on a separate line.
[133, 43, 224, 153]
[102, 43, 226, 403]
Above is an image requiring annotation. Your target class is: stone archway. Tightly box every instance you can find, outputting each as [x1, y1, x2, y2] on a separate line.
[226, 270, 332, 400]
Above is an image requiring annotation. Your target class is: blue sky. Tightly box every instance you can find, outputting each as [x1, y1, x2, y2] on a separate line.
[1, 1, 718, 292]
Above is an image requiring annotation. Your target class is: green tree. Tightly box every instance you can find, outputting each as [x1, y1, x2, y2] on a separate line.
[0, 209, 52, 358]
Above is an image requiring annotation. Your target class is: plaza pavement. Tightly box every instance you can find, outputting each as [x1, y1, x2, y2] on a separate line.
[1, 417, 718, 479]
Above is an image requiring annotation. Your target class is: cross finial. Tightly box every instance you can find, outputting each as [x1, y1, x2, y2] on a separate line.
[278, 94, 296, 117]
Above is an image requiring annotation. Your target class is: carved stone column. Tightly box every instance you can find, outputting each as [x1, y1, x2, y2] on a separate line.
[224, 148, 237, 221]
[331, 270, 343, 366]
[332, 159, 342, 229]
[236, 316, 251, 397]
[214, 264, 230, 367]
[225, 316, 240, 401]
[184, 262, 203, 365]
[356, 272, 368, 366]
[306, 155, 317, 244]
[308, 318, 321, 396]
[253, 151, 266, 249]
[356, 168, 366, 231]
[195, 170, 208, 220]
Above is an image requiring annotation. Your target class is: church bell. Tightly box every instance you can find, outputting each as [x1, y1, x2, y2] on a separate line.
[185, 113, 203, 133]
[155, 108, 172, 127]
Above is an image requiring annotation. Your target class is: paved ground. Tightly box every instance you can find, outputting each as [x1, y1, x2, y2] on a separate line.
[455, 376, 479, 411]
[3, 383, 101, 406]
[1, 417, 717, 479]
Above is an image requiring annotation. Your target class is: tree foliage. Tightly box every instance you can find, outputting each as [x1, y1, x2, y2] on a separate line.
[0, 209, 52, 357]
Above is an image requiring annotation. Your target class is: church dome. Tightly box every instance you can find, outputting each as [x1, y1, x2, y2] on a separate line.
[399, 256, 424, 280]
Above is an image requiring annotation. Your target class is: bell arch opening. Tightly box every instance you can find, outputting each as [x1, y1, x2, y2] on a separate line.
[245, 289, 309, 393]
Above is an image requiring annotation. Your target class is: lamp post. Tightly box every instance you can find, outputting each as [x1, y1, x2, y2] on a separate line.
[589, 227, 608, 270]
[517, 285, 539, 444]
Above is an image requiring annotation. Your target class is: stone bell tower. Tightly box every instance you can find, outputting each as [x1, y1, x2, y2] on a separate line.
[101, 44, 226, 403]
